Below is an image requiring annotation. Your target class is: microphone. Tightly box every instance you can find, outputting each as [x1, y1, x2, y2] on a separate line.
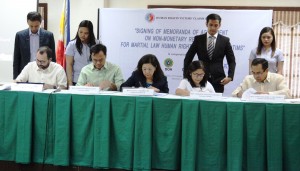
[53, 87, 61, 93]
[139, 81, 143, 88]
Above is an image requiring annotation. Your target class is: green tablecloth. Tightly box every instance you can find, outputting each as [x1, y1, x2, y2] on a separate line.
[0, 91, 300, 171]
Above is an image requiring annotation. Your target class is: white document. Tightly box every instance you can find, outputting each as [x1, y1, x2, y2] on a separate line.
[0, 83, 13, 90]
[241, 88, 257, 100]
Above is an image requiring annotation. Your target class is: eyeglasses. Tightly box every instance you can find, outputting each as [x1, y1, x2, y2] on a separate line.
[252, 70, 266, 76]
[192, 73, 205, 77]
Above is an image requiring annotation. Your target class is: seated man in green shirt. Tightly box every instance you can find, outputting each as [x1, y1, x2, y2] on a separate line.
[76, 44, 124, 91]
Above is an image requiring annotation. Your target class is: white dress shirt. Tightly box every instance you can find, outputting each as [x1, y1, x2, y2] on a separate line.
[16, 61, 67, 88]
[232, 72, 291, 98]
[177, 79, 215, 93]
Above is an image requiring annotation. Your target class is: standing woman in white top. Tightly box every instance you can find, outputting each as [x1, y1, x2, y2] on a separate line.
[176, 60, 215, 96]
[65, 20, 100, 86]
[249, 27, 284, 75]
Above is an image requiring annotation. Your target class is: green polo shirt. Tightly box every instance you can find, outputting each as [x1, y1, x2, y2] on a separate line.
[76, 61, 124, 90]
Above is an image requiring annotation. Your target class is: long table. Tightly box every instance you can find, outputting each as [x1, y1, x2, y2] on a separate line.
[0, 90, 300, 171]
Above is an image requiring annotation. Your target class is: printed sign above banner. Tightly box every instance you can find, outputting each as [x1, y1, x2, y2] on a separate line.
[98, 8, 272, 95]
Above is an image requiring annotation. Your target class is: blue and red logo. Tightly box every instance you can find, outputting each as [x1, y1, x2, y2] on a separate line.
[145, 13, 155, 22]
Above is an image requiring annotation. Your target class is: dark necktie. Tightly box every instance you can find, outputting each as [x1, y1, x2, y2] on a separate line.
[207, 36, 215, 60]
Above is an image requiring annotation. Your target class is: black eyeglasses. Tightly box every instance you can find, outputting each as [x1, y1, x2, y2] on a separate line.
[192, 73, 205, 77]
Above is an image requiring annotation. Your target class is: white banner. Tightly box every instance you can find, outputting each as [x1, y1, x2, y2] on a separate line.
[98, 8, 272, 95]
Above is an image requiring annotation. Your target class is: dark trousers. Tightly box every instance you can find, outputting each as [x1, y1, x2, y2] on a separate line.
[211, 83, 224, 93]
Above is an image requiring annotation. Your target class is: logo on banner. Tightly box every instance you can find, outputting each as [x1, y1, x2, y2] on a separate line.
[164, 58, 174, 71]
[145, 13, 155, 22]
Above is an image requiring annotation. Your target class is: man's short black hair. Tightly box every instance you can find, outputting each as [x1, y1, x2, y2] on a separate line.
[90, 44, 107, 56]
[252, 58, 269, 71]
[206, 13, 221, 24]
[27, 12, 42, 23]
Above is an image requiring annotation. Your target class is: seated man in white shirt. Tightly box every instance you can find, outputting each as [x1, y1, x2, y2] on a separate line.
[15, 46, 67, 89]
[232, 58, 291, 98]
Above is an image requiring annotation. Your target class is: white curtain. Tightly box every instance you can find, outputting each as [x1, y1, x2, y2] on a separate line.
[273, 11, 300, 98]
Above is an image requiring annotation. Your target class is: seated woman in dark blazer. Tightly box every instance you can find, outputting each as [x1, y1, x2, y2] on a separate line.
[120, 54, 169, 93]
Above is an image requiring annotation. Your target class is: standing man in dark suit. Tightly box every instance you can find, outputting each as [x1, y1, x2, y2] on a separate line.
[13, 11, 56, 79]
[184, 13, 236, 93]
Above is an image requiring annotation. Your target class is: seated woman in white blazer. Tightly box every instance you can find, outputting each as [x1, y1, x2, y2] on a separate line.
[176, 60, 215, 96]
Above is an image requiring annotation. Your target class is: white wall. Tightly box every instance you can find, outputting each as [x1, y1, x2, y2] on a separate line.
[39, 0, 105, 42]
[0, 0, 37, 82]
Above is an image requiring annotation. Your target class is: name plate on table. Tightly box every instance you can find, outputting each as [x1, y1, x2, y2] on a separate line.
[11, 83, 43, 92]
[69, 86, 99, 94]
[122, 88, 154, 96]
[246, 94, 285, 102]
[190, 92, 223, 99]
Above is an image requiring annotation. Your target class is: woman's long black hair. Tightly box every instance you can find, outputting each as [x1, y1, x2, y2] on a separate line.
[136, 54, 165, 82]
[72, 20, 97, 55]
